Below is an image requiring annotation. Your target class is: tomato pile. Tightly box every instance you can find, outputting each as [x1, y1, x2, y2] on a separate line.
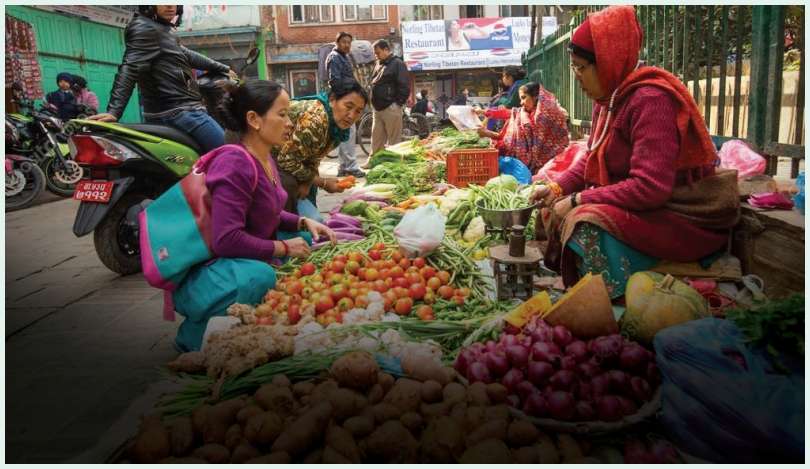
[259, 243, 472, 327]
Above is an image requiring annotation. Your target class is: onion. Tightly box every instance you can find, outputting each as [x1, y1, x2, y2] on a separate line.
[503, 323, 521, 335]
[607, 370, 631, 395]
[617, 396, 638, 416]
[590, 373, 610, 398]
[559, 355, 578, 371]
[546, 391, 576, 420]
[552, 325, 573, 347]
[565, 340, 589, 363]
[649, 439, 680, 463]
[470, 342, 485, 355]
[506, 394, 521, 408]
[530, 342, 561, 364]
[577, 362, 601, 378]
[596, 395, 623, 422]
[619, 342, 650, 373]
[484, 352, 510, 377]
[516, 381, 538, 401]
[629, 376, 652, 403]
[530, 327, 553, 343]
[467, 362, 493, 384]
[499, 333, 519, 347]
[575, 401, 596, 421]
[454, 349, 475, 375]
[549, 370, 576, 391]
[501, 368, 524, 393]
[591, 335, 623, 364]
[505, 345, 530, 369]
[523, 392, 548, 418]
[527, 360, 555, 387]
[577, 381, 592, 401]
[646, 362, 660, 383]
[485, 340, 498, 353]
[520, 335, 533, 348]
[623, 438, 651, 464]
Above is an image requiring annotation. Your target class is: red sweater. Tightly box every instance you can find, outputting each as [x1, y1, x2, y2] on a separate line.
[555, 86, 713, 211]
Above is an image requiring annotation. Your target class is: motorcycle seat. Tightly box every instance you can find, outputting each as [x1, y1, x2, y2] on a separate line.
[118, 124, 202, 154]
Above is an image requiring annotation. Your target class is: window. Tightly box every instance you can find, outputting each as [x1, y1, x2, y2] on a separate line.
[342, 5, 387, 22]
[460, 6, 484, 18]
[499, 5, 530, 17]
[414, 5, 443, 21]
[290, 5, 334, 24]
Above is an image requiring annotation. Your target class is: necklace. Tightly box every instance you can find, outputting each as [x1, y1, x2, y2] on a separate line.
[243, 143, 277, 186]
[586, 87, 618, 154]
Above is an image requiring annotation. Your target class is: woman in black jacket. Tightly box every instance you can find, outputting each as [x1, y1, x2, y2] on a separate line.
[90, 5, 235, 152]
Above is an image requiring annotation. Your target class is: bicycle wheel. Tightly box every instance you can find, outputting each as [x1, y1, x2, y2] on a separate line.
[357, 112, 374, 156]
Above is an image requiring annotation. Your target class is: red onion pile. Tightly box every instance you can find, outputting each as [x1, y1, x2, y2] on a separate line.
[454, 317, 659, 422]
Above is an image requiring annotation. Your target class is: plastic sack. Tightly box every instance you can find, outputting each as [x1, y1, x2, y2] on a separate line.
[718, 140, 766, 179]
[533, 142, 588, 183]
[793, 171, 805, 214]
[654, 318, 804, 463]
[498, 156, 532, 185]
[447, 105, 483, 131]
[393, 203, 446, 258]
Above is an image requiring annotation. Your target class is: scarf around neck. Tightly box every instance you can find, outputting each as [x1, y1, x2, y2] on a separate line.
[293, 92, 350, 144]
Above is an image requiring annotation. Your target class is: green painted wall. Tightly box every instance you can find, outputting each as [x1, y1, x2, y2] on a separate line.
[6, 6, 142, 123]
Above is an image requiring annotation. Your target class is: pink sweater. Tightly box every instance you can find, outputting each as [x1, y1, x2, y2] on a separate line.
[555, 86, 713, 211]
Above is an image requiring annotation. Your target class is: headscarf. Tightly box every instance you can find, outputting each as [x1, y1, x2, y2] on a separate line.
[56, 73, 73, 85]
[576, 5, 717, 186]
[294, 92, 350, 144]
[499, 86, 570, 171]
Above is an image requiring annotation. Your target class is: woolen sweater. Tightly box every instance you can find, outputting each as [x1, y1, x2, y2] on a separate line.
[555, 86, 714, 210]
[205, 146, 300, 261]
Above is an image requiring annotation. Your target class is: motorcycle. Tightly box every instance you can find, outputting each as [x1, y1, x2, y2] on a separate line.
[68, 47, 259, 275]
[5, 118, 46, 211]
[6, 103, 83, 197]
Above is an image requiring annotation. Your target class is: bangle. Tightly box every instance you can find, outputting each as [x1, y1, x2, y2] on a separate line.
[570, 192, 579, 208]
[279, 240, 289, 257]
[548, 182, 563, 198]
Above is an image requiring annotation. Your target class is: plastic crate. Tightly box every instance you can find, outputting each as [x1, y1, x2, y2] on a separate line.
[446, 148, 499, 188]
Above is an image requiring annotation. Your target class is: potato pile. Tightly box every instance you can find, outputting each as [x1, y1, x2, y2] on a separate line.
[129, 351, 596, 464]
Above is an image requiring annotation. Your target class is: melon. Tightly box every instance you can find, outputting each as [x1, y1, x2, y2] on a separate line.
[542, 273, 618, 338]
[622, 271, 708, 344]
[504, 291, 552, 328]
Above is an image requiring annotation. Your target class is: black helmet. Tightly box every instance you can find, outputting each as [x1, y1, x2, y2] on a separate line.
[138, 5, 184, 26]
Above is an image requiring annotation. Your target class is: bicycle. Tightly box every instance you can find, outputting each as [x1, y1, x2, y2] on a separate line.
[356, 107, 430, 156]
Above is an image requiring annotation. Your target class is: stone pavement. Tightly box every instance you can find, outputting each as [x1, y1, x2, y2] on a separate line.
[4, 147, 367, 463]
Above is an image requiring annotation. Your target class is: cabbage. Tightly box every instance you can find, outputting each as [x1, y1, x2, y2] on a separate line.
[486, 175, 519, 191]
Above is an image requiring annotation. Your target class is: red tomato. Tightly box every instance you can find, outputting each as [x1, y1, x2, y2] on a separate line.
[413, 257, 426, 269]
[348, 288, 359, 299]
[416, 305, 434, 320]
[355, 295, 370, 308]
[389, 266, 405, 278]
[379, 268, 391, 280]
[345, 260, 360, 275]
[393, 287, 410, 299]
[398, 258, 411, 270]
[420, 266, 437, 280]
[347, 251, 363, 263]
[337, 297, 354, 312]
[391, 251, 403, 262]
[384, 260, 396, 269]
[436, 271, 451, 285]
[408, 283, 427, 300]
[300, 262, 316, 276]
[423, 291, 436, 305]
[382, 294, 394, 312]
[315, 296, 334, 314]
[357, 268, 367, 281]
[426, 277, 442, 291]
[369, 250, 382, 261]
[365, 268, 380, 282]
[287, 304, 301, 325]
[437, 285, 454, 300]
[330, 284, 349, 301]
[405, 273, 423, 285]
[394, 277, 410, 289]
[301, 286, 313, 298]
[286, 280, 303, 296]
[395, 297, 414, 315]
[456, 287, 471, 298]
[384, 277, 393, 287]
[452, 295, 465, 306]
[334, 254, 348, 264]
[257, 316, 274, 325]
[373, 280, 388, 293]
[373, 242, 386, 251]
[331, 260, 346, 273]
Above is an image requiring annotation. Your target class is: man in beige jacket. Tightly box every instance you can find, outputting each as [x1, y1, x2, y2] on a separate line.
[368, 39, 411, 157]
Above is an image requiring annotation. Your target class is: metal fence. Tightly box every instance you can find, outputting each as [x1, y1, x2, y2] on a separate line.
[525, 5, 805, 177]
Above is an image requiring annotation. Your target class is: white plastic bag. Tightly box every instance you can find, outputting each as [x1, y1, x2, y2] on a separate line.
[447, 105, 482, 131]
[394, 203, 446, 258]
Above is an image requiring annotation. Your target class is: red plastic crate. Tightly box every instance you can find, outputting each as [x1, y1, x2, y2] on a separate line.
[446, 148, 500, 188]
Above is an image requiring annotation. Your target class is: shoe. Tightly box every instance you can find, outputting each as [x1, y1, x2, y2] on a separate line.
[338, 169, 366, 178]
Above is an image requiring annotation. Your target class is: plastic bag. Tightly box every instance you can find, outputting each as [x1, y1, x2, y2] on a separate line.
[533, 142, 588, 183]
[446, 105, 483, 131]
[498, 156, 532, 185]
[718, 140, 766, 179]
[793, 171, 805, 214]
[393, 203, 446, 258]
[654, 318, 804, 463]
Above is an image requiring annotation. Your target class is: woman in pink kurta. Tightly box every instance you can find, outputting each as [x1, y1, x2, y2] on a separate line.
[530, 6, 739, 297]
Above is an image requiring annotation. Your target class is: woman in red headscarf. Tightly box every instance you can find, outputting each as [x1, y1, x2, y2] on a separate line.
[530, 5, 739, 298]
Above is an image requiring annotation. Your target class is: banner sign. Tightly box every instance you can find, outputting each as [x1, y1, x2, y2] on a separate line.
[402, 17, 534, 71]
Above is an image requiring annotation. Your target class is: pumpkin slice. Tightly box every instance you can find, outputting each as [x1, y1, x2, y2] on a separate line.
[542, 273, 618, 338]
[504, 291, 552, 328]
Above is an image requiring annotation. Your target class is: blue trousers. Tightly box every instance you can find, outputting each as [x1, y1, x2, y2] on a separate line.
[146, 109, 224, 153]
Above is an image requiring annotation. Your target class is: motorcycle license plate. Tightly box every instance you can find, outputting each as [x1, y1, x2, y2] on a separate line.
[73, 181, 114, 203]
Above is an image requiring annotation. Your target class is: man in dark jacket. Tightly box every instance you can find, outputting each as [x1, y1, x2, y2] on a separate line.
[369, 39, 410, 156]
[46, 72, 78, 121]
[325, 32, 364, 178]
[89, 5, 235, 152]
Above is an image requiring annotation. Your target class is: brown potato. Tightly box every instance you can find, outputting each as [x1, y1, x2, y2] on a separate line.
[192, 443, 230, 463]
[485, 383, 509, 403]
[466, 419, 508, 448]
[168, 416, 194, 457]
[467, 382, 491, 406]
[507, 420, 540, 448]
[420, 380, 443, 403]
[399, 411, 424, 434]
[244, 411, 283, 447]
[442, 382, 466, 406]
[230, 442, 261, 463]
[459, 439, 512, 464]
[343, 416, 375, 438]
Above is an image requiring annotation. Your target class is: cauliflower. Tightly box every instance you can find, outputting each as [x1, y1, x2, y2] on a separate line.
[462, 216, 486, 243]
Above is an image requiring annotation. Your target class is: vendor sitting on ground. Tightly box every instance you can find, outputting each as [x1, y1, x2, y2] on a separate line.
[476, 81, 570, 174]
[173, 80, 335, 352]
[274, 80, 368, 220]
[530, 5, 739, 299]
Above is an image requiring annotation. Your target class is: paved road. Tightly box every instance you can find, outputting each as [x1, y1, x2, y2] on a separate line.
[4, 149, 359, 463]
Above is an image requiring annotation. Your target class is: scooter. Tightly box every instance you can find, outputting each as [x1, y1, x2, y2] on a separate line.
[5, 118, 46, 211]
[68, 47, 259, 275]
[6, 103, 83, 197]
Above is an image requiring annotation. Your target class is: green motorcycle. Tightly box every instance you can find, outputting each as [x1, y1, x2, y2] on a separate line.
[69, 120, 201, 274]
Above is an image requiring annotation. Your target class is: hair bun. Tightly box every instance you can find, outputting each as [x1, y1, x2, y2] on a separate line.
[215, 83, 243, 132]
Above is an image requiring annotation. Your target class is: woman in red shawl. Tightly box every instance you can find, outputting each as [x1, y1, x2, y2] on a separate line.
[530, 5, 739, 298]
[477, 81, 570, 173]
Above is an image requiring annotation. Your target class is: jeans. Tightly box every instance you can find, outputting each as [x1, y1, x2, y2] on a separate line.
[337, 123, 360, 172]
[146, 109, 224, 153]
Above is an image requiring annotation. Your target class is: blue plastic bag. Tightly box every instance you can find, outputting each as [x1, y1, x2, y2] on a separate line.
[498, 156, 532, 185]
[793, 171, 804, 215]
[654, 318, 804, 463]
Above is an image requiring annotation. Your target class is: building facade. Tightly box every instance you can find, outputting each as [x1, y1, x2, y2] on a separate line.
[264, 5, 401, 98]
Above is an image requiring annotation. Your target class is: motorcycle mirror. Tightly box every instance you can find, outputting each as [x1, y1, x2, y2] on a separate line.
[245, 47, 260, 66]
